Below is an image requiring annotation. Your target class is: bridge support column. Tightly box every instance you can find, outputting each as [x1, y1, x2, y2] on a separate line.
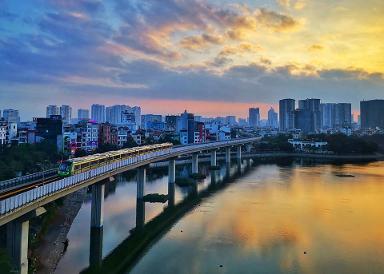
[91, 183, 105, 228]
[6, 219, 29, 274]
[237, 146, 242, 160]
[137, 167, 146, 200]
[168, 182, 175, 207]
[225, 147, 231, 164]
[210, 150, 217, 167]
[168, 159, 176, 184]
[136, 197, 145, 229]
[89, 226, 103, 268]
[246, 144, 252, 153]
[192, 153, 199, 174]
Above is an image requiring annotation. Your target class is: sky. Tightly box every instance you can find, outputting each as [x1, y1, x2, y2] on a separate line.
[0, 0, 383, 120]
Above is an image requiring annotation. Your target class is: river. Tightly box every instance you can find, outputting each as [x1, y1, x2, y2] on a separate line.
[53, 159, 384, 274]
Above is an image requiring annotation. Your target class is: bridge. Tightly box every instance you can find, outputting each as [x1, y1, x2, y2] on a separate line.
[0, 137, 260, 274]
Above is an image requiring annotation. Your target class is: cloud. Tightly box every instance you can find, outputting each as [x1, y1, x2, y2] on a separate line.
[180, 33, 224, 51]
[277, 0, 307, 10]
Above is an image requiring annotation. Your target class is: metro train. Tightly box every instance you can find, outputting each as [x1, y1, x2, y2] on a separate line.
[58, 143, 173, 177]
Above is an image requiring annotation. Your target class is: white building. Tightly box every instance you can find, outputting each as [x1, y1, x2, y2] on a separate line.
[60, 105, 72, 125]
[288, 139, 328, 152]
[3, 109, 20, 123]
[78, 109, 90, 120]
[0, 122, 6, 145]
[46, 105, 60, 118]
[79, 121, 99, 151]
[91, 104, 106, 123]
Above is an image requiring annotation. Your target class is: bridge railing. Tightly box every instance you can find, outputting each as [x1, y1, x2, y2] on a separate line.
[0, 148, 172, 216]
[0, 137, 259, 216]
[0, 169, 57, 193]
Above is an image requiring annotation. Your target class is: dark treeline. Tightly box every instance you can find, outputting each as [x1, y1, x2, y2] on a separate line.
[0, 141, 62, 181]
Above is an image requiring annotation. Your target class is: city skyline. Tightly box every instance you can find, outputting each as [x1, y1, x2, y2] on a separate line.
[1, 0, 383, 120]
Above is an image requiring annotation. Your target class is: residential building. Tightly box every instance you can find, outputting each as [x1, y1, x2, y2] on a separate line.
[34, 115, 63, 150]
[335, 103, 352, 128]
[60, 105, 72, 125]
[98, 123, 113, 146]
[321, 103, 336, 129]
[78, 109, 89, 120]
[165, 115, 178, 131]
[279, 99, 295, 131]
[91, 104, 106, 123]
[106, 105, 130, 125]
[360, 100, 384, 129]
[46, 105, 59, 118]
[141, 114, 162, 130]
[248, 108, 260, 128]
[77, 120, 99, 152]
[3, 109, 20, 123]
[267, 107, 278, 128]
[193, 122, 206, 143]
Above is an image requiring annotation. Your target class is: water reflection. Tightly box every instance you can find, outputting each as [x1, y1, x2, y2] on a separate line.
[55, 159, 384, 274]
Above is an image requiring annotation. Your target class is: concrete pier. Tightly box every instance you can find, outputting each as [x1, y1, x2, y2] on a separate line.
[168, 182, 175, 207]
[136, 198, 145, 229]
[225, 147, 231, 164]
[89, 226, 103, 268]
[192, 153, 199, 174]
[91, 183, 105, 228]
[237, 146, 242, 160]
[168, 159, 176, 184]
[6, 219, 29, 274]
[137, 167, 146, 200]
[210, 150, 217, 167]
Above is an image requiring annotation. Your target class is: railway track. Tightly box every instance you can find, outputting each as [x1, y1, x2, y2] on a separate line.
[0, 174, 60, 200]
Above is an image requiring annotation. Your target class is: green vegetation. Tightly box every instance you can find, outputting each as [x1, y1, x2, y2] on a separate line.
[255, 135, 294, 152]
[308, 134, 379, 155]
[0, 141, 62, 181]
[0, 249, 12, 273]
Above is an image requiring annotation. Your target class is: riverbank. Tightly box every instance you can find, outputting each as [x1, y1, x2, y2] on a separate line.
[32, 188, 88, 274]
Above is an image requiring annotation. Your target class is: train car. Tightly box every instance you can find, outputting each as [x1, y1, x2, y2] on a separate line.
[58, 143, 173, 177]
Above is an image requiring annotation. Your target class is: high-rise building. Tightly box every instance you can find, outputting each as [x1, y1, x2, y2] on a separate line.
[132, 106, 141, 128]
[180, 110, 195, 143]
[296, 98, 321, 133]
[279, 99, 295, 131]
[165, 115, 178, 131]
[360, 100, 384, 129]
[248, 108, 260, 128]
[3, 109, 20, 123]
[78, 109, 90, 120]
[321, 103, 352, 129]
[60, 105, 72, 124]
[141, 114, 162, 130]
[106, 105, 129, 125]
[294, 109, 313, 133]
[91, 104, 106, 123]
[321, 103, 336, 129]
[225, 116, 237, 126]
[46, 105, 60, 118]
[267, 107, 278, 128]
[335, 103, 352, 128]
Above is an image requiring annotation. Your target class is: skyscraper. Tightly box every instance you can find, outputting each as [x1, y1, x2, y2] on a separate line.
[3, 109, 20, 123]
[248, 108, 260, 128]
[321, 103, 336, 129]
[46, 105, 59, 118]
[106, 105, 130, 125]
[335, 103, 352, 128]
[279, 99, 295, 131]
[267, 107, 278, 128]
[60, 105, 72, 124]
[91, 104, 106, 123]
[77, 109, 90, 120]
[360, 100, 384, 129]
[297, 98, 321, 133]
